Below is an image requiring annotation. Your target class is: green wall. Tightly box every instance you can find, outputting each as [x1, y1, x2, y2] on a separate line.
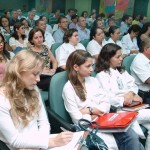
[0, 0, 29, 11]
[75, 0, 91, 16]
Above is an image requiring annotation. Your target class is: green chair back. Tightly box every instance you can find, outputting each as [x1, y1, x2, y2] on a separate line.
[51, 42, 62, 57]
[80, 39, 90, 48]
[91, 64, 97, 77]
[49, 71, 73, 123]
[49, 18, 58, 25]
[40, 91, 48, 102]
[0, 140, 10, 150]
[122, 55, 136, 74]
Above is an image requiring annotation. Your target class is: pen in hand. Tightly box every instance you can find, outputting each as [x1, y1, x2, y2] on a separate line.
[60, 126, 68, 132]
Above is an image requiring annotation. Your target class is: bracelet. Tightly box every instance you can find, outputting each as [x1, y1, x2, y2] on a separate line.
[87, 107, 93, 115]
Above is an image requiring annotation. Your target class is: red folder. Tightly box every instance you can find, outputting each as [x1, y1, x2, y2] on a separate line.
[95, 112, 137, 129]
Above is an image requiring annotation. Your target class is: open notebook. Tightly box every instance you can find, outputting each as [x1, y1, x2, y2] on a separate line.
[48, 131, 84, 150]
[122, 103, 149, 111]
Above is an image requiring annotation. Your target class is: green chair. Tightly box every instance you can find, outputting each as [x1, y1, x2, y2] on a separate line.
[51, 42, 62, 57]
[0, 141, 10, 150]
[80, 39, 90, 48]
[49, 18, 58, 25]
[47, 71, 76, 133]
[40, 91, 48, 102]
[122, 55, 136, 74]
[91, 64, 97, 77]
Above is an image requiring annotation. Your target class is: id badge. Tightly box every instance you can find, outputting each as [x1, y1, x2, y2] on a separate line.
[116, 77, 124, 89]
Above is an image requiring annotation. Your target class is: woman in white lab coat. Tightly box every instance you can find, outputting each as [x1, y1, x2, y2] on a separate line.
[95, 43, 150, 150]
[121, 24, 141, 55]
[63, 49, 144, 150]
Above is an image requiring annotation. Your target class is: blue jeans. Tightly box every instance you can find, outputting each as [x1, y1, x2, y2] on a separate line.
[113, 128, 144, 150]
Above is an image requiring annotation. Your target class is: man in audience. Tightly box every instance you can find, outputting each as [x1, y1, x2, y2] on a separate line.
[139, 16, 147, 28]
[130, 38, 150, 104]
[53, 16, 68, 43]
[27, 11, 35, 28]
[66, 8, 74, 23]
[10, 10, 19, 26]
[17, 9, 26, 20]
[36, 19, 55, 48]
[69, 14, 78, 29]
[77, 16, 90, 41]
[53, 9, 60, 18]
[31, 8, 39, 20]
[120, 15, 132, 35]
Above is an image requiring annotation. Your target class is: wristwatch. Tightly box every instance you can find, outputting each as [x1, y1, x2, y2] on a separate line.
[88, 107, 93, 115]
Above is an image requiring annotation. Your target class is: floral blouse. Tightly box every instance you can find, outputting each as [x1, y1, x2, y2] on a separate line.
[35, 45, 51, 68]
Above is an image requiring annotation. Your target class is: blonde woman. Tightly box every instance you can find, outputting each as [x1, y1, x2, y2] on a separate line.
[0, 50, 73, 150]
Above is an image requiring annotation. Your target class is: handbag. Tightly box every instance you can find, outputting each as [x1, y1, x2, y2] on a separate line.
[95, 111, 137, 129]
[77, 119, 108, 150]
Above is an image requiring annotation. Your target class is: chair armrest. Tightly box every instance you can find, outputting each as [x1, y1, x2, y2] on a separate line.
[47, 108, 76, 133]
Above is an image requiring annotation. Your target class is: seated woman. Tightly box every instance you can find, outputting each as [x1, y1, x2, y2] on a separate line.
[9, 22, 28, 53]
[20, 18, 32, 38]
[62, 50, 144, 150]
[0, 15, 13, 51]
[28, 28, 58, 91]
[95, 43, 150, 150]
[0, 50, 73, 150]
[0, 33, 14, 83]
[55, 28, 85, 70]
[107, 26, 126, 58]
[0, 15, 13, 40]
[121, 24, 141, 55]
[87, 26, 107, 61]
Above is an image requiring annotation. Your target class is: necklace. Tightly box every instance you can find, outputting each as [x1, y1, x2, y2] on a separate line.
[0, 57, 3, 62]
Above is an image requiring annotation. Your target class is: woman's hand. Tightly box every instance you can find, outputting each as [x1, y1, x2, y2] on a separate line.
[133, 95, 143, 103]
[123, 91, 134, 106]
[49, 132, 73, 148]
[43, 67, 50, 73]
[49, 69, 56, 75]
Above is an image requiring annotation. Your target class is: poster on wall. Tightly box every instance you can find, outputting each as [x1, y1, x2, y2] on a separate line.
[100, 0, 129, 19]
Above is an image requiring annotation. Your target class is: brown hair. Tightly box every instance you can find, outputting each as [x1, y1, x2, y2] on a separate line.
[66, 50, 92, 101]
[28, 28, 45, 45]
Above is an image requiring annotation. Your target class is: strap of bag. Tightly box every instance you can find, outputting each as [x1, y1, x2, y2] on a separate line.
[78, 118, 99, 134]
[77, 131, 89, 150]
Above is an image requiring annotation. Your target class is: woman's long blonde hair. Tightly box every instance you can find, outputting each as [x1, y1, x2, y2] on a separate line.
[1, 50, 45, 127]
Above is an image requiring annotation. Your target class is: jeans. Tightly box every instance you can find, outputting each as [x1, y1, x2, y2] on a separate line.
[137, 109, 150, 150]
[113, 128, 144, 150]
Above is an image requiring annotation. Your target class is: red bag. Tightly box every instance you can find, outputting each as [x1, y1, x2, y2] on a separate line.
[95, 112, 137, 129]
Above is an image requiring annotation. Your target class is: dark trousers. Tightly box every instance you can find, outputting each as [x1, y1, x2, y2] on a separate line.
[138, 90, 150, 105]
[113, 128, 144, 150]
